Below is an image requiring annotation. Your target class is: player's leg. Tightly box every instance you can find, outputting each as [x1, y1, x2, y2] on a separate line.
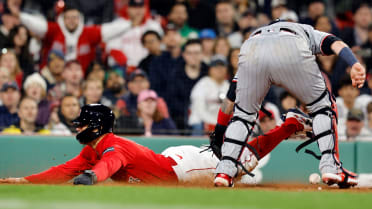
[161, 145, 220, 183]
[214, 37, 271, 186]
[270, 36, 357, 187]
[247, 109, 312, 159]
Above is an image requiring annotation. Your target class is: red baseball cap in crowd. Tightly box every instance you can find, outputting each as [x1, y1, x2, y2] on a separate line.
[258, 109, 275, 121]
[137, 89, 158, 103]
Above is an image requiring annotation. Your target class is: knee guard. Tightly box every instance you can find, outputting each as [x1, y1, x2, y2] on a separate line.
[218, 104, 261, 177]
[296, 90, 344, 173]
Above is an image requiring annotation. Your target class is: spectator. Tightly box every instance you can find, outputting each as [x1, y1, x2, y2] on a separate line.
[167, 2, 198, 44]
[227, 48, 240, 79]
[11, 4, 131, 72]
[80, 79, 111, 107]
[137, 89, 177, 136]
[106, 0, 163, 69]
[149, 24, 182, 100]
[279, 91, 299, 115]
[366, 102, 372, 132]
[57, 94, 80, 133]
[340, 3, 372, 48]
[215, 0, 239, 38]
[279, 10, 299, 22]
[271, 0, 288, 20]
[0, 67, 11, 104]
[23, 73, 50, 126]
[188, 55, 229, 135]
[0, 49, 23, 88]
[6, 24, 34, 77]
[138, 30, 162, 74]
[186, 0, 216, 30]
[359, 24, 372, 72]
[314, 15, 332, 33]
[167, 39, 208, 132]
[339, 108, 370, 141]
[336, 76, 360, 123]
[0, 10, 20, 49]
[61, 60, 83, 98]
[41, 50, 65, 87]
[103, 68, 126, 105]
[46, 101, 71, 135]
[116, 69, 169, 119]
[258, 110, 276, 135]
[213, 37, 231, 58]
[85, 61, 106, 82]
[0, 81, 20, 130]
[228, 10, 257, 48]
[199, 29, 216, 65]
[2, 97, 50, 135]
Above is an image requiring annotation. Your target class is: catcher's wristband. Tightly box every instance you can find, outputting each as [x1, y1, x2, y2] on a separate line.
[339, 47, 358, 67]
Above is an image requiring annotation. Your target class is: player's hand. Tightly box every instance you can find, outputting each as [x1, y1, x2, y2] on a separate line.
[73, 170, 97, 185]
[0, 177, 28, 184]
[350, 63, 366, 88]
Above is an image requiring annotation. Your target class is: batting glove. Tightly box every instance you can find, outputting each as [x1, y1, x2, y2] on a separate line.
[73, 170, 97, 185]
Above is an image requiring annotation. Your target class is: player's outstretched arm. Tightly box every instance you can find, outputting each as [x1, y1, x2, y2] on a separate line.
[331, 41, 366, 88]
[0, 177, 29, 184]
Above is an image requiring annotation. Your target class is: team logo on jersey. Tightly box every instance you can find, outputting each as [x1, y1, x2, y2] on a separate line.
[102, 147, 115, 155]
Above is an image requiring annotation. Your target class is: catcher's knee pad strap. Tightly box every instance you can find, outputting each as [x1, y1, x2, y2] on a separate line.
[221, 156, 254, 177]
[224, 138, 260, 160]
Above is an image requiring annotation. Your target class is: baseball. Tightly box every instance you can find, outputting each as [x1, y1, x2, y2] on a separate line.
[309, 173, 321, 184]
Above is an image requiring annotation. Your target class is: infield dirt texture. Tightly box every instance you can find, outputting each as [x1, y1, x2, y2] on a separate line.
[0, 183, 371, 209]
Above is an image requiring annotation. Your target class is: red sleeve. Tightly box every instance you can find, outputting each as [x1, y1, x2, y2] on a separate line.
[85, 26, 102, 45]
[25, 147, 95, 184]
[92, 146, 127, 182]
[45, 22, 60, 42]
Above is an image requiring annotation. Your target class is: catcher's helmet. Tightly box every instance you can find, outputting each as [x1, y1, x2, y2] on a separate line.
[72, 104, 115, 144]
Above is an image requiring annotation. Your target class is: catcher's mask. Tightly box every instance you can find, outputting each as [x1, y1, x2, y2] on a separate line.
[72, 104, 115, 144]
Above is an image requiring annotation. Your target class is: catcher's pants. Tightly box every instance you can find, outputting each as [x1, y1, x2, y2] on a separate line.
[162, 145, 219, 183]
[215, 31, 339, 177]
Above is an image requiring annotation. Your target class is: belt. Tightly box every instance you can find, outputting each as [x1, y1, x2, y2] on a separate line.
[252, 28, 297, 36]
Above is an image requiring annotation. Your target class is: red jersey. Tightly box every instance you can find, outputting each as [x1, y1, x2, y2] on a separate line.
[25, 133, 177, 184]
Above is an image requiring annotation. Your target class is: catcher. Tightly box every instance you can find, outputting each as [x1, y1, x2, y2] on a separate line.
[0, 104, 309, 185]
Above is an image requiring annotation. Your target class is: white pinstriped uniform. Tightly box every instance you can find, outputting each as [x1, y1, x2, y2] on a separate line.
[216, 22, 339, 177]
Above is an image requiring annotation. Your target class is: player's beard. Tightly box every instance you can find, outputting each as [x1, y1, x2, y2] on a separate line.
[109, 84, 123, 94]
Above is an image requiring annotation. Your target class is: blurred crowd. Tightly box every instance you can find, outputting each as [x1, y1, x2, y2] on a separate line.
[0, 0, 371, 140]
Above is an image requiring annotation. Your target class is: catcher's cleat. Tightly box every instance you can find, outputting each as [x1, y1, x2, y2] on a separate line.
[322, 172, 358, 188]
[214, 173, 234, 187]
[285, 108, 312, 132]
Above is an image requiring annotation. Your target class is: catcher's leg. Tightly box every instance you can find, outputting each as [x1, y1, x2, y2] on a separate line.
[306, 91, 358, 188]
[214, 41, 271, 187]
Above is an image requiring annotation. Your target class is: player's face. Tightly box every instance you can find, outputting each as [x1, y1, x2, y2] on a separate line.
[76, 125, 88, 133]
[64, 10, 80, 32]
